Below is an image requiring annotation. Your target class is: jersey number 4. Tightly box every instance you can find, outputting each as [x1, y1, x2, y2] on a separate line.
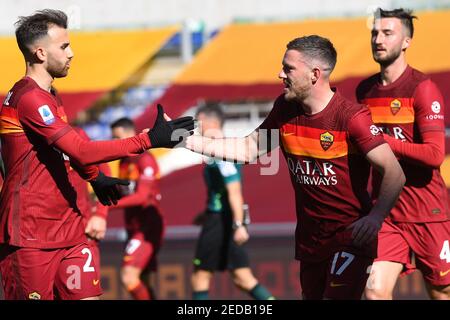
[440, 240, 450, 263]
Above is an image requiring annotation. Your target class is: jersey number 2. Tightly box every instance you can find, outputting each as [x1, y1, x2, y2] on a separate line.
[81, 248, 95, 272]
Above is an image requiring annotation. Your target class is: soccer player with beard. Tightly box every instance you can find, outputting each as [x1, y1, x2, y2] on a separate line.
[0, 9, 194, 300]
[185, 35, 405, 299]
[357, 8, 450, 300]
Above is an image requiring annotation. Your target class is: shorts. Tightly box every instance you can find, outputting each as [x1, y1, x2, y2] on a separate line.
[122, 231, 162, 272]
[123, 207, 164, 272]
[375, 219, 450, 286]
[193, 212, 249, 271]
[300, 248, 373, 300]
[0, 242, 102, 300]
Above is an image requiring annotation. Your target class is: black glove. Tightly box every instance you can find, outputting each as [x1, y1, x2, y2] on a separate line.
[90, 171, 130, 206]
[148, 104, 196, 148]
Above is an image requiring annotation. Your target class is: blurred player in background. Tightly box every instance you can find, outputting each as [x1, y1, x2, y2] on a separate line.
[0, 9, 194, 300]
[357, 8, 450, 300]
[111, 118, 164, 300]
[185, 35, 405, 299]
[191, 104, 274, 300]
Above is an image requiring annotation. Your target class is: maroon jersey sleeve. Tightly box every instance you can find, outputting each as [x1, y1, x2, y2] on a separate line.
[383, 131, 445, 168]
[17, 90, 151, 167]
[413, 79, 445, 134]
[17, 89, 71, 144]
[347, 107, 385, 155]
[114, 154, 160, 208]
[75, 127, 90, 140]
[53, 128, 151, 166]
[70, 127, 99, 181]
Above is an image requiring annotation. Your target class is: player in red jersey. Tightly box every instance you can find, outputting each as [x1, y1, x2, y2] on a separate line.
[357, 8, 450, 300]
[0, 9, 194, 300]
[185, 35, 405, 299]
[111, 118, 164, 300]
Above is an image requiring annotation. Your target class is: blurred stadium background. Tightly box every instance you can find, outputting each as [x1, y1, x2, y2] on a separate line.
[1, 0, 450, 299]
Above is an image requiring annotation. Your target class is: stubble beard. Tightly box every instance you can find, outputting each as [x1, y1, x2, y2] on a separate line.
[47, 58, 69, 78]
[285, 85, 309, 103]
[372, 46, 402, 68]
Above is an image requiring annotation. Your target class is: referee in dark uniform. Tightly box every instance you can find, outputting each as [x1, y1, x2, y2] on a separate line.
[191, 104, 274, 300]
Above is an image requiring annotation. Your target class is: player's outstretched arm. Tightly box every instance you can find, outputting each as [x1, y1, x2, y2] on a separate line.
[185, 129, 273, 163]
[349, 143, 405, 246]
[52, 105, 195, 166]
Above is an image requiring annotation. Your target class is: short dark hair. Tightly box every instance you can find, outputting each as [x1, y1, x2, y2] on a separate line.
[286, 35, 337, 74]
[15, 9, 68, 55]
[375, 8, 417, 38]
[110, 117, 135, 130]
[196, 103, 225, 126]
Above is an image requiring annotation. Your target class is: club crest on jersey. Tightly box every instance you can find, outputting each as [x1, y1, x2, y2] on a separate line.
[320, 131, 334, 151]
[390, 99, 401, 115]
[38, 105, 55, 125]
[28, 291, 41, 300]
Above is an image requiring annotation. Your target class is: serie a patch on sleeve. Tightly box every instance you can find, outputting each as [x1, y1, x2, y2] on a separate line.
[38, 105, 55, 125]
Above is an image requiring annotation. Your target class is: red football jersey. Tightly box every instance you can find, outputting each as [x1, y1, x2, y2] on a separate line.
[0, 77, 85, 248]
[117, 152, 163, 234]
[259, 90, 385, 262]
[357, 65, 449, 223]
[0, 77, 151, 249]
